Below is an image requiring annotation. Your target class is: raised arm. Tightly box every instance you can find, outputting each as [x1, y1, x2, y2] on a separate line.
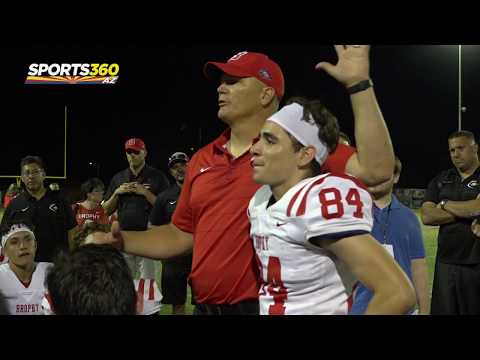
[316, 45, 394, 186]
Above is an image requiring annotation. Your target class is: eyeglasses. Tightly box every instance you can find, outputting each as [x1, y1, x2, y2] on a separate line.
[126, 149, 141, 155]
[22, 169, 43, 177]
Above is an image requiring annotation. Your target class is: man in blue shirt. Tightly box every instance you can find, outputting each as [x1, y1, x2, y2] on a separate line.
[350, 157, 430, 315]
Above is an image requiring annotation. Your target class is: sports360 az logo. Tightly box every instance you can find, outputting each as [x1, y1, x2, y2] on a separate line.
[25, 63, 119, 85]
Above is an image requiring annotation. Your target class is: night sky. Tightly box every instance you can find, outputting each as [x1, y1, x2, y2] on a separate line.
[3, 44, 480, 196]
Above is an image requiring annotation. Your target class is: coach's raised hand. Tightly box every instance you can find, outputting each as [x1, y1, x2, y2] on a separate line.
[315, 45, 370, 88]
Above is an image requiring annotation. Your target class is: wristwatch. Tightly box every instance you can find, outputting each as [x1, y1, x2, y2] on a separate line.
[439, 200, 448, 210]
[347, 79, 374, 95]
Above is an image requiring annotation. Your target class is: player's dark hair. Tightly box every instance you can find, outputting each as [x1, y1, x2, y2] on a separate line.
[80, 178, 105, 199]
[338, 131, 352, 146]
[448, 130, 476, 144]
[46, 244, 136, 315]
[72, 222, 111, 251]
[284, 97, 339, 176]
[20, 155, 46, 172]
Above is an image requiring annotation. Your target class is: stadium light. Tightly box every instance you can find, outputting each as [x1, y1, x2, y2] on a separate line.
[89, 161, 100, 177]
[458, 45, 463, 131]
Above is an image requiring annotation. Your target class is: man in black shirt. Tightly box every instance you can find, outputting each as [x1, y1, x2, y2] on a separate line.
[0, 156, 77, 262]
[150, 152, 193, 315]
[421, 131, 480, 314]
[103, 138, 169, 279]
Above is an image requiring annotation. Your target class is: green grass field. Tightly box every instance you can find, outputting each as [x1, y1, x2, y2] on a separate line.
[0, 208, 438, 315]
[420, 212, 439, 297]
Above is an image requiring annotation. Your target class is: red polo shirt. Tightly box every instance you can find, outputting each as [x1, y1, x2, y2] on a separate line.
[172, 131, 354, 305]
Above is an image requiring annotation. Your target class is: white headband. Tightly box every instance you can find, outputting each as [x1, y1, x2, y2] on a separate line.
[1, 224, 35, 248]
[268, 103, 329, 165]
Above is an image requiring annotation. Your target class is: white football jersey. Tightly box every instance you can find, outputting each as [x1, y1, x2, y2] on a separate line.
[42, 278, 162, 315]
[134, 278, 162, 315]
[0, 262, 52, 315]
[248, 173, 373, 315]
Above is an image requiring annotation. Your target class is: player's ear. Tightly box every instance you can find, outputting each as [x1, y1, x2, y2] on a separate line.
[393, 172, 400, 185]
[260, 86, 275, 107]
[298, 146, 316, 168]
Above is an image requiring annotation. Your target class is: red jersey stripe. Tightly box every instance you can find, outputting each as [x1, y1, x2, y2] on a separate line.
[296, 178, 326, 216]
[136, 279, 145, 314]
[287, 184, 308, 217]
[148, 279, 155, 300]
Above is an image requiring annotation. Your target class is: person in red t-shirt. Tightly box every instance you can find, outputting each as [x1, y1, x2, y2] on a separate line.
[3, 183, 21, 209]
[72, 178, 110, 229]
[88, 45, 395, 315]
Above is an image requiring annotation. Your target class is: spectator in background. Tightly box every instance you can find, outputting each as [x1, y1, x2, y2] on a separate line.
[0, 156, 77, 261]
[0, 220, 52, 315]
[150, 152, 193, 315]
[72, 178, 110, 229]
[3, 183, 22, 209]
[103, 138, 169, 280]
[421, 130, 480, 315]
[350, 157, 430, 315]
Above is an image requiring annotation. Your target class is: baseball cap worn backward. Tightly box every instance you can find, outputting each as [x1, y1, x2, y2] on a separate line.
[125, 138, 146, 152]
[204, 51, 285, 99]
[168, 152, 189, 168]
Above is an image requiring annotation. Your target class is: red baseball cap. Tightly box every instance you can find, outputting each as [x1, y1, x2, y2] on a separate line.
[125, 138, 146, 152]
[204, 51, 285, 100]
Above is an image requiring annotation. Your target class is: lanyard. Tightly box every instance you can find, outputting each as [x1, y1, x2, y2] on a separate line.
[376, 203, 392, 245]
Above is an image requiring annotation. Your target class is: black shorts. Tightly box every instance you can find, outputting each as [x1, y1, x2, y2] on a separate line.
[161, 255, 192, 305]
[431, 260, 480, 315]
[193, 300, 259, 315]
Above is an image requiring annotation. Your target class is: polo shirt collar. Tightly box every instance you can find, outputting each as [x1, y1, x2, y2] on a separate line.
[390, 194, 402, 210]
[453, 165, 480, 182]
[374, 194, 401, 212]
[24, 188, 48, 202]
[128, 164, 148, 178]
[212, 129, 260, 154]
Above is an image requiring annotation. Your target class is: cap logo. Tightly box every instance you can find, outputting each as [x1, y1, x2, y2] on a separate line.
[228, 51, 248, 62]
[258, 68, 272, 81]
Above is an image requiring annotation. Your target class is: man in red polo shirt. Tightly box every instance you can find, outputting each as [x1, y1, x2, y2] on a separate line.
[88, 45, 394, 315]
